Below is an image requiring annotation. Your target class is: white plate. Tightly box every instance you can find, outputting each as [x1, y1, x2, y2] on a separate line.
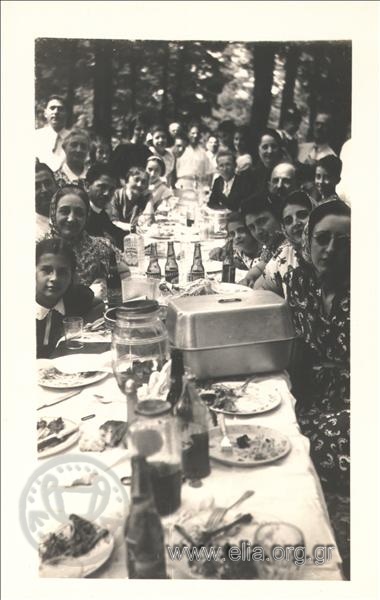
[209, 424, 291, 467]
[38, 365, 108, 389]
[39, 530, 114, 578]
[38, 417, 81, 459]
[205, 381, 281, 417]
[204, 261, 223, 274]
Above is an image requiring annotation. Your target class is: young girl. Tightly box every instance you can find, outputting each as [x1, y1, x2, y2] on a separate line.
[36, 238, 102, 358]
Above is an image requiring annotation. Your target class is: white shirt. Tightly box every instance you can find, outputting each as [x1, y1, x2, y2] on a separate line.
[176, 145, 214, 181]
[36, 300, 65, 346]
[35, 125, 70, 171]
[222, 176, 235, 196]
[336, 138, 352, 206]
[36, 213, 49, 240]
[58, 161, 87, 183]
[297, 142, 336, 164]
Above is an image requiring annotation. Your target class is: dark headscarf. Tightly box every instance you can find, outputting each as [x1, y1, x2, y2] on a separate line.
[49, 184, 90, 239]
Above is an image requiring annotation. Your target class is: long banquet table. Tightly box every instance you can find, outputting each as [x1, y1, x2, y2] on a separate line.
[36, 341, 343, 581]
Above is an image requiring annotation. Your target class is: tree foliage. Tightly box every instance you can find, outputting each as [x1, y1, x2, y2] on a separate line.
[35, 38, 351, 150]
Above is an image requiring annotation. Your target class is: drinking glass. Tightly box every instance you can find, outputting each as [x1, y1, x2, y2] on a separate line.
[254, 521, 305, 580]
[62, 317, 84, 350]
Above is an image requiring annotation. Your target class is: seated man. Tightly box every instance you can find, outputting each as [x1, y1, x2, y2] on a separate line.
[85, 162, 125, 249]
[267, 162, 297, 217]
[209, 211, 258, 270]
[239, 198, 285, 287]
[107, 167, 153, 232]
[254, 190, 312, 297]
[54, 128, 91, 187]
[298, 112, 336, 165]
[208, 150, 255, 211]
[35, 162, 58, 239]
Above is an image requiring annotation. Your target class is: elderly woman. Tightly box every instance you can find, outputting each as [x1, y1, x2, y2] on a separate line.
[41, 185, 129, 299]
[284, 200, 350, 575]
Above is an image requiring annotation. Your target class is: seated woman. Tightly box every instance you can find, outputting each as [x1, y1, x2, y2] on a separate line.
[209, 211, 258, 270]
[107, 167, 153, 232]
[42, 184, 130, 299]
[145, 156, 174, 210]
[36, 238, 104, 358]
[250, 129, 286, 197]
[284, 200, 351, 577]
[284, 200, 350, 493]
[254, 191, 312, 297]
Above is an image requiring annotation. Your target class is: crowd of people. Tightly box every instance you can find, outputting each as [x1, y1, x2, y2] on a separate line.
[35, 94, 351, 576]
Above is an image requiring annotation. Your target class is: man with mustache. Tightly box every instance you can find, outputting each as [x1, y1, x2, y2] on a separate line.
[35, 95, 70, 171]
[254, 190, 312, 297]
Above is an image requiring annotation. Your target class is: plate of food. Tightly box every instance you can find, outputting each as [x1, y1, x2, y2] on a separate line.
[38, 366, 108, 389]
[201, 381, 281, 417]
[37, 417, 81, 458]
[209, 424, 291, 467]
[39, 514, 114, 578]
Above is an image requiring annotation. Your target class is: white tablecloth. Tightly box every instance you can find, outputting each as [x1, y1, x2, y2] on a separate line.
[36, 369, 343, 580]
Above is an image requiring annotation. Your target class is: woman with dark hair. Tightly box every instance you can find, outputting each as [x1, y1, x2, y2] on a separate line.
[233, 125, 253, 173]
[36, 238, 101, 358]
[251, 128, 285, 197]
[284, 200, 351, 576]
[41, 185, 129, 297]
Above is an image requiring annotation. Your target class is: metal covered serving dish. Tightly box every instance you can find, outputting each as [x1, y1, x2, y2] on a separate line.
[166, 290, 296, 379]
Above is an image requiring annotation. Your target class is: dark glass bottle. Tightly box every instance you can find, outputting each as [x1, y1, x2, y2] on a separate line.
[125, 455, 167, 579]
[106, 251, 122, 308]
[146, 243, 161, 280]
[222, 239, 236, 283]
[175, 369, 211, 480]
[165, 241, 179, 284]
[189, 242, 205, 281]
[166, 349, 184, 410]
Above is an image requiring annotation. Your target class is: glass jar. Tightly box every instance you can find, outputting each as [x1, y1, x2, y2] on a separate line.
[111, 300, 170, 409]
[128, 399, 182, 516]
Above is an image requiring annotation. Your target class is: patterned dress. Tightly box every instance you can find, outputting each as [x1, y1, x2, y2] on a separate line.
[284, 264, 350, 493]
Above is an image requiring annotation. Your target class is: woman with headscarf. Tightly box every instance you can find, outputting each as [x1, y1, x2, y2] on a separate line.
[284, 200, 351, 576]
[41, 184, 130, 299]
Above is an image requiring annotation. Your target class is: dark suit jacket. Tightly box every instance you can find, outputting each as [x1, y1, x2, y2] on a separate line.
[208, 170, 255, 211]
[86, 208, 125, 250]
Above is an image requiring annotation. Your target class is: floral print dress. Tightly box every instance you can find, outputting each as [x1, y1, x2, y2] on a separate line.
[284, 264, 350, 492]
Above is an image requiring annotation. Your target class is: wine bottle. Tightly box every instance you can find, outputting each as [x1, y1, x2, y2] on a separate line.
[175, 369, 211, 480]
[106, 251, 122, 308]
[222, 239, 236, 283]
[125, 455, 167, 579]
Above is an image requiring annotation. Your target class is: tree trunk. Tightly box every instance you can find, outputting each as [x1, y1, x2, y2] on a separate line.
[161, 43, 170, 121]
[307, 47, 323, 140]
[249, 42, 277, 154]
[65, 39, 77, 128]
[279, 45, 299, 127]
[93, 40, 113, 141]
[173, 43, 186, 119]
[129, 41, 138, 115]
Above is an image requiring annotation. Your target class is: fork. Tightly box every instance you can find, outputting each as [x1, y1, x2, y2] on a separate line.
[204, 490, 255, 530]
[217, 414, 233, 453]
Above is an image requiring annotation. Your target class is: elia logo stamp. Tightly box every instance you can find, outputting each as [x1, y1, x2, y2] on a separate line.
[20, 454, 129, 574]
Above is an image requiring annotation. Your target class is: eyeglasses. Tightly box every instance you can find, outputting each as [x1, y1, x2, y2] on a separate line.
[312, 231, 350, 247]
